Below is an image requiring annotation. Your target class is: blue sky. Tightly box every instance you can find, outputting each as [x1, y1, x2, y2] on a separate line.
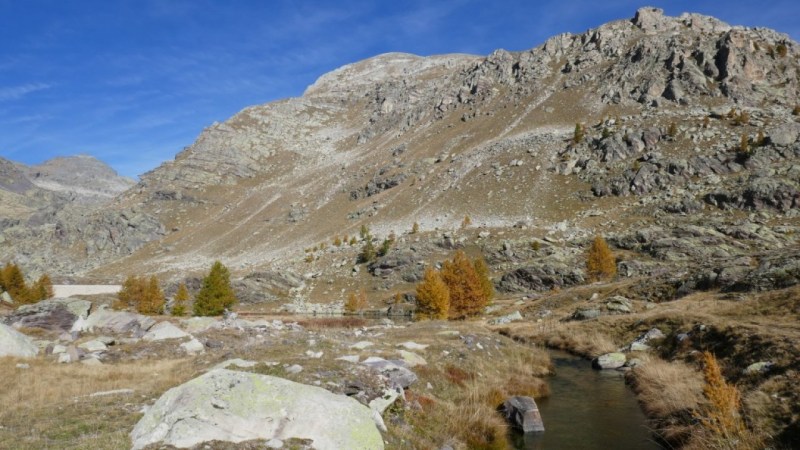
[1, 1, 797, 178]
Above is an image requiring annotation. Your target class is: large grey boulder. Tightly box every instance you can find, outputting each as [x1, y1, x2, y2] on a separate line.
[5, 298, 92, 332]
[498, 396, 545, 433]
[142, 321, 190, 341]
[130, 369, 383, 450]
[0, 323, 39, 358]
[71, 305, 156, 336]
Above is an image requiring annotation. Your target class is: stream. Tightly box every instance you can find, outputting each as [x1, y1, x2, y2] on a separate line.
[511, 350, 660, 449]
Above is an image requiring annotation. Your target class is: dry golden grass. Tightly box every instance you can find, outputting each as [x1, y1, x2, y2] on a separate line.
[627, 355, 705, 446]
[630, 355, 704, 418]
[684, 352, 765, 450]
[385, 324, 551, 449]
[0, 356, 192, 449]
[501, 320, 618, 358]
[293, 316, 368, 329]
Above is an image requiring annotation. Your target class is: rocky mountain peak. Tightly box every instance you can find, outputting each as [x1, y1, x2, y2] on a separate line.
[304, 52, 479, 97]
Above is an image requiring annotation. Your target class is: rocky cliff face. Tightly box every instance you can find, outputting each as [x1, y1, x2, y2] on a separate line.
[2, 8, 798, 283]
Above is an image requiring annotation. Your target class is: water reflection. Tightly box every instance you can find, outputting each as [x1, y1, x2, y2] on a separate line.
[511, 351, 661, 449]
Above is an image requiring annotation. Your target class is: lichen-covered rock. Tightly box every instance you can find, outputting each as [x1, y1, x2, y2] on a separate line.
[592, 352, 626, 370]
[130, 369, 384, 450]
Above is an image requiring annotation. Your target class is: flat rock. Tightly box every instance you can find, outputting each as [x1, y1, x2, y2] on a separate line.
[129, 369, 384, 450]
[0, 323, 39, 358]
[350, 341, 374, 350]
[362, 357, 417, 389]
[180, 317, 222, 333]
[398, 350, 427, 367]
[336, 355, 360, 364]
[398, 341, 429, 351]
[605, 296, 632, 313]
[78, 340, 108, 353]
[744, 361, 773, 375]
[180, 338, 205, 355]
[142, 321, 190, 341]
[212, 359, 258, 371]
[489, 311, 523, 325]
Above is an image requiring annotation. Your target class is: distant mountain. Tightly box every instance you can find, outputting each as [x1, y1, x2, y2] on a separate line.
[20, 154, 135, 202]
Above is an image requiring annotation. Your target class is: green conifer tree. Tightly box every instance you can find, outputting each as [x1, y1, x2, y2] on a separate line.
[194, 261, 237, 316]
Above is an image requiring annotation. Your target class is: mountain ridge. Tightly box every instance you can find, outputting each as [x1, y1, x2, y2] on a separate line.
[0, 7, 797, 284]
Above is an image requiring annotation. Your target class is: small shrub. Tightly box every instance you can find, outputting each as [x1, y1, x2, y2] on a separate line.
[755, 131, 765, 147]
[332, 236, 342, 247]
[601, 127, 612, 139]
[344, 288, 367, 313]
[378, 232, 396, 257]
[573, 122, 584, 144]
[530, 241, 541, 252]
[304, 254, 314, 263]
[349, 236, 357, 246]
[792, 105, 800, 116]
[359, 224, 370, 240]
[739, 133, 750, 155]
[667, 122, 678, 138]
[358, 238, 376, 263]
[734, 111, 750, 126]
[31, 274, 54, 302]
[461, 215, 471, 229]
[776, 43, 787, 57]
[171, 283, 190, 316]
[702, 116, 710, 128]
[411, 222, 420, 234]
[586, 236, 616, 281]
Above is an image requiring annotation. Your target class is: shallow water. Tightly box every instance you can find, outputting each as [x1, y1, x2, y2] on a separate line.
[511, 351, 661, 450]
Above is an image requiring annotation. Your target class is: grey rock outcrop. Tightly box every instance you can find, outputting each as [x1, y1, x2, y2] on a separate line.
[0, 323, 39, 358]
[4, 298, 91, 332]
[71, 305, 156, 336]
[130, 369, 384, 450]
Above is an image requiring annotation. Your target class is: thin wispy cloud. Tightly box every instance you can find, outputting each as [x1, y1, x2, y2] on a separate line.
[0, 82, 51, 101]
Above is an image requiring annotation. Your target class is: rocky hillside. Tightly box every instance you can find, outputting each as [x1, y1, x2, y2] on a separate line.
[0, 155, 149, 277]
[2, 7, 799, 287]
